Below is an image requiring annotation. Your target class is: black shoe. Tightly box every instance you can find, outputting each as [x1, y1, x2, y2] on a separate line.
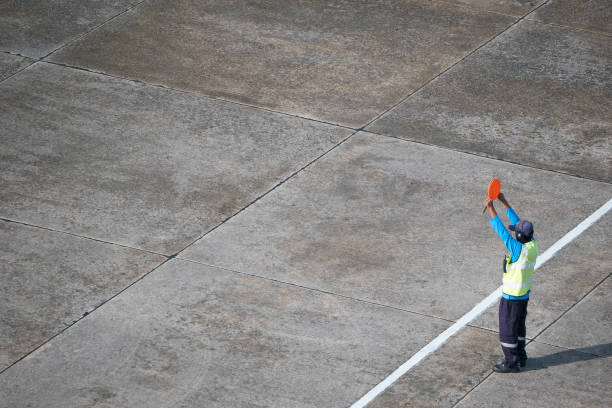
[493, 363, 520, 373]
[519, 357, 527, 367]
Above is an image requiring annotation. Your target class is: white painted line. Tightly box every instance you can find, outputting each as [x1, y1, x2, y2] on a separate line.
[535, 198, 612, 269]
[350, 197, 612, 408]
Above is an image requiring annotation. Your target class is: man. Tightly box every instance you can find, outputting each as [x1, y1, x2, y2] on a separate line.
[484, 192, 538, 373]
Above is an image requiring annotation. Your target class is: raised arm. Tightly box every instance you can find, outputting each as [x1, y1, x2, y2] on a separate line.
[484, 197, 497, 218]
[498, 192, 510, 210]
[498, 192, 520, 225]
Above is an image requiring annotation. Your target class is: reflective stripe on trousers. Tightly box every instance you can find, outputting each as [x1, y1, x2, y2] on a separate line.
[501, 342, 518, 349]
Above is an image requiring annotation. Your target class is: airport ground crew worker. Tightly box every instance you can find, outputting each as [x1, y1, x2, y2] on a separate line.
[484, 192, 538, 373]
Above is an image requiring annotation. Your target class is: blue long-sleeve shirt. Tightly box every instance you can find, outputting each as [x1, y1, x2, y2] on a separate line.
[489, 207, 530, 300]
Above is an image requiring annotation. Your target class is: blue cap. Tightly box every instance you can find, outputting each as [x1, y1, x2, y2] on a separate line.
[509, 220, 534, 237]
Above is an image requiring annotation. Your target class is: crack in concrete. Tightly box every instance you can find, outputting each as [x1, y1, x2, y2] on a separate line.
[2, 50, 31, 58]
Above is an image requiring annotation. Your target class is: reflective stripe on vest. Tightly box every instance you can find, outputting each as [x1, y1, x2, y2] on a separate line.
[503, 240, 538, 297]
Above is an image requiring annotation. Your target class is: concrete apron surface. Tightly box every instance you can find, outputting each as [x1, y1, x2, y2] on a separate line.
[367, 19, 612, 183]
[47, 0, 518, 128]
[0, 259, 452, 408]
[1, 0, 611, 407]
[0, 62, 351, 255]
[181, 132, 612, 322]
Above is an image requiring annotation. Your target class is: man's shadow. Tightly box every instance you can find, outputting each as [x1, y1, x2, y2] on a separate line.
[522, 343, 611, 372]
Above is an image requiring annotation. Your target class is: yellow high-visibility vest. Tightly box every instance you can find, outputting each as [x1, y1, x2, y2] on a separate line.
[503, 240, 538, 297]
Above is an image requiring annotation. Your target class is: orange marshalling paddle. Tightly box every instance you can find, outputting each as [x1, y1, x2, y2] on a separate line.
[482, 178, 501, 214]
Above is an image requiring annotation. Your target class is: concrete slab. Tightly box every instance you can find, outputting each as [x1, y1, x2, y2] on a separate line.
[528, 0, 612, 35]
[471, 210, 612, 337]
[455, 341, 612, 407]
[537, 276, 611, 356]
[181, 132, 612, 321]
[0, 63, 351, 254]
[367, 20, 612, 182]
[48, 0, 516, 128]
[0, 259, 450, 407]
[0, 53, 34, 82]
[368, 327, 500, 408]
[0, 0, 137, 58]
[0, 220, 165, 371]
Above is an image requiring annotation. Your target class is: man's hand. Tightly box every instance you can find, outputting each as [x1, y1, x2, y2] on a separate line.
[484, 197, 497, 218]
[497, 192, 510, 209]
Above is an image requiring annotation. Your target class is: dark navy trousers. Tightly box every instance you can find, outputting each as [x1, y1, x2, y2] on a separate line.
[499, 297, 528, 367]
